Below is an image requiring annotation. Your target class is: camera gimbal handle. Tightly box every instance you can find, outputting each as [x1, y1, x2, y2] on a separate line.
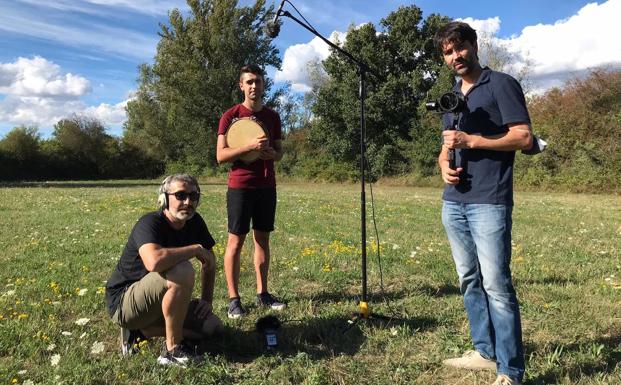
[447, 113, 460, 170]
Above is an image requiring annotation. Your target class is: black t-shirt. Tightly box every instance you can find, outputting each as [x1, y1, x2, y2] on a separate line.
[105, 211, 216, 316]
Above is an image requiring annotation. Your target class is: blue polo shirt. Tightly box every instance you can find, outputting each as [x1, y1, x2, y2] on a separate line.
[442, 67, 530, 206]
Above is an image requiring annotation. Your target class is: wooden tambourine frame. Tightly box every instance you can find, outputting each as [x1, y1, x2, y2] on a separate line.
[225, 117, 268, 164]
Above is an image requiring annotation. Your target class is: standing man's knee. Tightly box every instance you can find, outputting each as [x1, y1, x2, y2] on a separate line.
[253, 230, 269, 248]
[226, 233, 246, 254]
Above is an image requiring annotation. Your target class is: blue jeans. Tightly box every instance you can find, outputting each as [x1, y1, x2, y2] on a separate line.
[442, 201, 524, 381]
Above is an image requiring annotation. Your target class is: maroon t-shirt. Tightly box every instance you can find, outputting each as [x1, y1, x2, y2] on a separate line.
[218, 104, 282, 189]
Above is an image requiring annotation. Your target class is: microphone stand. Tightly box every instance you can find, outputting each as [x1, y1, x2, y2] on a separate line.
[276, 9, 386, 324]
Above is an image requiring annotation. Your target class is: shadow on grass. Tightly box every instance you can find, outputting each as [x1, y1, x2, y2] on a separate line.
[296, 283, 460, 305]
[197, 315, 364, 363]
[526, 330, 621, 385]
[296, 289, 408, 304]
[197, 313, 439, 364]
[414, 284, 461, 297]
[516, 276, 581, 286]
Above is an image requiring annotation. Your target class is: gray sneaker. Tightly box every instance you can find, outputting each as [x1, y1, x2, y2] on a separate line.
[442, 350, 496, 370]
[256, 292, 287, 311]
[227, 298, 247, 319]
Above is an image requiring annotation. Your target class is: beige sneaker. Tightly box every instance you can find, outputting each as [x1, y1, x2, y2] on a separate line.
[442, 350, 496, 370]
[492, 374, 521, 385]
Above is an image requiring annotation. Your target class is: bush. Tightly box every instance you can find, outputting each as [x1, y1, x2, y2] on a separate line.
[521, 68, 621, 192]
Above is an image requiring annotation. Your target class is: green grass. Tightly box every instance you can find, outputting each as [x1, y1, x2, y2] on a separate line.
[0, 181, 620, 385]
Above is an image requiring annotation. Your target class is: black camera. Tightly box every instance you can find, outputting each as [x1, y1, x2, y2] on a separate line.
[256, 315, 281, 350]
[426, 91, 466, 170]
[425, 91, 466, 113]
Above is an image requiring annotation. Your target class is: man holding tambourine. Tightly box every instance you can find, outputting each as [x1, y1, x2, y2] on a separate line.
[216, 64, 285, 319]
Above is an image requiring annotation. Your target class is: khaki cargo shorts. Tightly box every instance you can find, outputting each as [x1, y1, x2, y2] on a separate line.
[111, 272, 207, 332]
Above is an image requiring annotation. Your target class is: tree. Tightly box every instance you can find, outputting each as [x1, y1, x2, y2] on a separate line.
[124, 0, 281, 174]
[308, 6, 450, 178]
[0, 126, 42, 180]
[477, 32, 533, 95]
[0, 126, 40, 163]
[52, 115, 119, 178]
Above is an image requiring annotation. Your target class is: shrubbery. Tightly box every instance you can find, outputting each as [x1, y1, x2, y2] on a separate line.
[0, 116, 163, 181]
[514, 68, 621, 192]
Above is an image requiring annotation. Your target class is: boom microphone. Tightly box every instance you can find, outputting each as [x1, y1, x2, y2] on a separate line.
[264, 0, 285, 38]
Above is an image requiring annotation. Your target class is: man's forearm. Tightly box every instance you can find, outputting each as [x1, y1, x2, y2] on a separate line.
[468, 131, 532, 151]
[466, 123, 532, 151]
[200, 251, 216, 303]
[139, 243, 203, 272]
[438, 146, 449, 167]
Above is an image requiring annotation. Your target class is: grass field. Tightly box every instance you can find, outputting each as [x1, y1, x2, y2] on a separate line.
[1, 181, 620, 385]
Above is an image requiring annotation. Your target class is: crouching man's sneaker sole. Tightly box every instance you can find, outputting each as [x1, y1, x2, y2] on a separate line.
[121, 327, 148, 356]
[157, 354, 188, 367]
[269, 302, 286, 311]
[157, 342, 200, 367]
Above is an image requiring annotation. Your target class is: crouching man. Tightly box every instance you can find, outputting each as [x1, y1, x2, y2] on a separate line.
[105, 174, 222, 366]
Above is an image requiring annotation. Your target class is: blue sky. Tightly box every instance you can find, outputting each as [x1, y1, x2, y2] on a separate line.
[1, 0, 619, 138]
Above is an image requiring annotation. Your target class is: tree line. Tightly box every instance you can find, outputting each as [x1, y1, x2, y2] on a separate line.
[2, 0, 619, 192]
[0, 116, 163, 180]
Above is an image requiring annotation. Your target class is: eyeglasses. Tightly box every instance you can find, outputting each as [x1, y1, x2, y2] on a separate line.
[167, 191, 200, 202]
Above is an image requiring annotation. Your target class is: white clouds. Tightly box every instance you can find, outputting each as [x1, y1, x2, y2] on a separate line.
[277, 1, 621, 94]
[84, 100, 129, 125]
[0, 95, 129, 133]
[506, 1, 621, 75]
[275, 31, 346, 92]
[0, 57, 128, 132]
[0, 96, 80, 127]
[0, 57, 91, 97]
[470, 0, 621, 91]
[457, 16, 501, 36]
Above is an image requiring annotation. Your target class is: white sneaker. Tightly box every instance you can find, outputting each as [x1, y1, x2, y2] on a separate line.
[492, 374, 522, 385]
[442, 350, 496, 370]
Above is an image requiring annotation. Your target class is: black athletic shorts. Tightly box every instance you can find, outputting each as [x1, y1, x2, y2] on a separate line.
[226, 187, 277, 235]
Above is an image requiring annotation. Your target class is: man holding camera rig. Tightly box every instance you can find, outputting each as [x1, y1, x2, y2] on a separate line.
[433, 21, 533, 385]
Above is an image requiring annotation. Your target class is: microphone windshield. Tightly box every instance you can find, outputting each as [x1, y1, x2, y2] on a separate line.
[264, 21, 280, 38]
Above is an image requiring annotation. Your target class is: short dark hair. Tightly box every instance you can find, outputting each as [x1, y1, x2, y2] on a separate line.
[240, 64, 265, 81]
[433, 21, 478, 53]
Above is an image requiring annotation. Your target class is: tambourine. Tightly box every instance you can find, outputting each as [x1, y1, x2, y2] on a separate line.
[225, 117, 268, 164]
